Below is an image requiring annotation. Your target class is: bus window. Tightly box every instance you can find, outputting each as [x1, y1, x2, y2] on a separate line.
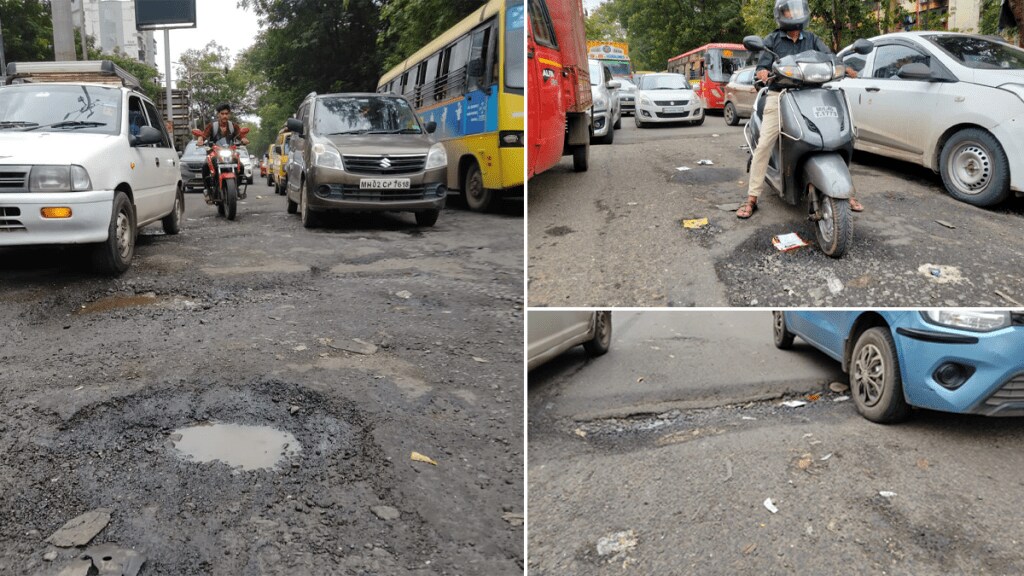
[449, 37, 471, 98]
[468, 25, 492, 93]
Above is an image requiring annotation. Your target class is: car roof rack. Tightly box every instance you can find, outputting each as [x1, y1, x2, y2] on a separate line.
[5, 60, 141, 89]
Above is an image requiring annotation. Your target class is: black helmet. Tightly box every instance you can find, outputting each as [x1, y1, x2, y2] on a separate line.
[774, 0, 810, 31]
[215, 102, 232, 113]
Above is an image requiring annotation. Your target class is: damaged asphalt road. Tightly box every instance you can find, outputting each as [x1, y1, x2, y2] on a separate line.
[0, 185, 524, 575]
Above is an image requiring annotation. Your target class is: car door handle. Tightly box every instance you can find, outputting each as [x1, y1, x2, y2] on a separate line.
[866, 86, 881, 92]
[155, 157, 160, 167]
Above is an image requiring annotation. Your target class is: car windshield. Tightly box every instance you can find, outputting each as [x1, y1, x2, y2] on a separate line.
[602, 60, 632, 78]
[313, 96, 422, 135]
[928, 35, 1024, 69]
[0, 84, 120, 135]
[639, 75, 690, 90]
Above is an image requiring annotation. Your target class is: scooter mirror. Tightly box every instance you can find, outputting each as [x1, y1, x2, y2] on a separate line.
[853, 39, 874, 55]
[743, 35, 765, 52]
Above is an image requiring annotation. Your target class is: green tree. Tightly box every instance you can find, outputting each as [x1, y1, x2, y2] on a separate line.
[741, 0, 880, 52]
[615, 0, 747, 71]
[586, 2, 626, 41]
[378, 0, 482, 70]
[1, 0, 54, 63]
[176, 41, 253, 128]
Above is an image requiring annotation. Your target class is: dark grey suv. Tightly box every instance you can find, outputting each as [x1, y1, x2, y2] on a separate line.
[283, 93, 448, 228]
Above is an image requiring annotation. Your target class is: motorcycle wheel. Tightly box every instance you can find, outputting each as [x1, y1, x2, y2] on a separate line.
[225, 178, 238, 221]
[814, 192, 852, 259]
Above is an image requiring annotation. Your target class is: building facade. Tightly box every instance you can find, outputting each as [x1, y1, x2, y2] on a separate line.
[72, 0, 157, 66]
[899, 0, 983, 32]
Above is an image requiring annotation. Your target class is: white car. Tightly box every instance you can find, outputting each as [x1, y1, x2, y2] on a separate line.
[588, 59, 621, 144]
[634, 72, 704, 127]
[527, 310, 612, 371]
[836, 32, 1024, 206]
[0, 61, 183, 273]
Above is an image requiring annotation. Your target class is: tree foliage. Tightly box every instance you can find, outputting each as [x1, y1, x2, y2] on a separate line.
[585, 3, 626, 42]
[378, 0, 482, 70]
[175, 41, 253, 129]
[0, 0, 54, 63]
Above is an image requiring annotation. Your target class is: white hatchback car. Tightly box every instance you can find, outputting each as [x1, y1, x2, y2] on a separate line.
[634, 73, 704, 127]
[588, 60, 621, 145]
[527, 310, 611, 371]
[836, 32, 1024, 206]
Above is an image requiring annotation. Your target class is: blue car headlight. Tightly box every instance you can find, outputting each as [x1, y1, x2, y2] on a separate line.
[923, 310, 1011, 332]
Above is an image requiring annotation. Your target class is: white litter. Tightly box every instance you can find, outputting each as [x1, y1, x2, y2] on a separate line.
[676, 166, 691, 171]
[833, 395, 850, 402]
[781, 400, 807, 408]
[763, 498, 779, 514]
[820, 453, 833, 461]
[879, 491, 897, 498]
[697, 159, 714, 165]
[741, 416, 757, 421]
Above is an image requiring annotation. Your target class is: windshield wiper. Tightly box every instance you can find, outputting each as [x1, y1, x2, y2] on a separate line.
[366, 128, 421, 134]
[327, 129, 371, 135]
[23, 120, 107, 131]
[0, 120, 39, 129]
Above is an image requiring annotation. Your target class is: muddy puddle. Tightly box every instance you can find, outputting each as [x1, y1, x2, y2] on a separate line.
[172, 423, 301, 470]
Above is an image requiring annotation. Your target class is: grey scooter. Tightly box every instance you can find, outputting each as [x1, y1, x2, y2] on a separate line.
[742, 35, 873, 258]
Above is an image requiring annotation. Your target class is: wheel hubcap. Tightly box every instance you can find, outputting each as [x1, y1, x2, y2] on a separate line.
[853, 343, 885, 407]
[468, 171, 483, 200]
[950, 143, 991, 194]
[115, 210, 131, 260]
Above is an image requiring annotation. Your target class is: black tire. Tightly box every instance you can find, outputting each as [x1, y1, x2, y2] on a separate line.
[634, 115, 645, 128]
[939, 128, 1011, 207]
[464, 161, 496, 212]
[267, 174, 273, 186]
[583, 311, 612, 356]
[613, 115, 622, 130]
[217, 190, 226, 216]
[300, 180, 318, 228]
[161, 187, 184, 235]
[286, 194, 298, 214]
[572, 143, 589, 172]
[724, 102, 739, 126]
[850, 327, 910, 423]
[814, 194, 852, 258]
[415, 209, 439, 227]
[224, 178, 238, 221]
[772, 311, 796, 349]
[595, 123, 614, 145]
[92, 191, 135, 274]
[690, 113, 705, 126]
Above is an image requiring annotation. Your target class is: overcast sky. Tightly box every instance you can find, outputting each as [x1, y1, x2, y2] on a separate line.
[151, 1, 261, 86]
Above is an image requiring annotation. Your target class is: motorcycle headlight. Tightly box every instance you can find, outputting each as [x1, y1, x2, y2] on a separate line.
[29, 165, 92, 192]
[312, 142, 343, 170]
[425, 142, 447, 170]
[923, 310, 1012, 332]
[218, 150, 234, 162]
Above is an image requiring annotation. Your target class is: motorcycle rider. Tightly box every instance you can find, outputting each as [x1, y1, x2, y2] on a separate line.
[198, 102, 249, 201]
[737, 0, 862, 219]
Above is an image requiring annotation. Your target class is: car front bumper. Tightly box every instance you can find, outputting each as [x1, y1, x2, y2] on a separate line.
[590, 108, 613, 137]
[0, 189, 114, 246]
[893, 318, 1024, 416]
[307, 165, 448, 213]
[619, 96, 635, 114]
[636, 99, 704, 123]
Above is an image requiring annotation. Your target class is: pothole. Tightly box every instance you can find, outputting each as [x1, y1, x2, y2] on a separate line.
[172, 422, 302, 470]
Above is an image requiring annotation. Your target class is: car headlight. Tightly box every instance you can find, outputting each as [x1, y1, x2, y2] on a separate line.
[593, 93, 608, 111]
[425, 142, 447, 170]
[923, 310, 1011, 332]
[999, 83, 1024, 104]
[640, 96, 653, 106]
[29, 165, 92, 192]
[312, 142, 343, 170]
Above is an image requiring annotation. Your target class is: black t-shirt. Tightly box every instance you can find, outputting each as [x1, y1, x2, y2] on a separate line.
[755, 29, 832, 73]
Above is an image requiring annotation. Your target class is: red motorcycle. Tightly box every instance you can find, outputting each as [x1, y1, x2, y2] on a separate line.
[192, 127, 250, 220]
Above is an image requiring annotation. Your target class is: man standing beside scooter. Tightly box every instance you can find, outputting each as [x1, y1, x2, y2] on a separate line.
[737, 0, 863, 219]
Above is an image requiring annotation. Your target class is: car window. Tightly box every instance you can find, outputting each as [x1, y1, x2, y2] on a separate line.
[870, 44, 931, 79]
[142, 100, 172, 148]
[928, 35, 1024, 69]
[588, 61, 603, 86]
[842, 53, 867, 74]
[739, 69, 754, 85]
[638, 74, 689, 90]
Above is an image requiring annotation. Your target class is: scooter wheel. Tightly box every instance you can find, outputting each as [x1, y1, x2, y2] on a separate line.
[814, 195, 852, 258]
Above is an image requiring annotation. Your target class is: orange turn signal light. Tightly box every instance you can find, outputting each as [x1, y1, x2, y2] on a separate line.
[41, 207, 73, 219]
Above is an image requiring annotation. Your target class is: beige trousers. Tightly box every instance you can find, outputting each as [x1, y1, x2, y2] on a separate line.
[747, 91, 781, 199]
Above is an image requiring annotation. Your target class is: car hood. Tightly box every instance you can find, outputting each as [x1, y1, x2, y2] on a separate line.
[0, 132, 120, 165]
[638, 89, 695, 100]
[320, 133, 434, 154]
[180, 152, 206, 162]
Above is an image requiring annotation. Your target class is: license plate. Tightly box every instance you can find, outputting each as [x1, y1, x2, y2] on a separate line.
[663, 106, 686, 113]
[813, 106, 839, 118]
[359, 179, 411, 190]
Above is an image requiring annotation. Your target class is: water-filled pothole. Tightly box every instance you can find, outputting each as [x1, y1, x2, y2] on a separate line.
[172, 422, 302, 470]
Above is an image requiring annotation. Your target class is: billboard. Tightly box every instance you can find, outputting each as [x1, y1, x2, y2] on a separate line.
[135, 0, 197, 30]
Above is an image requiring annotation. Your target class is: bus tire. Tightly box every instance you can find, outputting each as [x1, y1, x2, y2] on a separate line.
[572, 143, 589, 172]
[464, 162, 496, 212]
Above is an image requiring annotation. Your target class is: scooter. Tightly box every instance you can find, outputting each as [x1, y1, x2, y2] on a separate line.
[741, 35, 872, 258]
[192, 126, 250, 221]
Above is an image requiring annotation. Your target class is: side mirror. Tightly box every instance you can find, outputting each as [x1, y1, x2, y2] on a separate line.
[286, 118, 303, 135]
[607, 80, 621, 89]
[131, 125, 164, 146]
[897, 62, 932, 80]
[853, 39, 874, 55]
[742, 35, 765, 52]
[424, 121, 437, 134]
[468, 58, 484, 78]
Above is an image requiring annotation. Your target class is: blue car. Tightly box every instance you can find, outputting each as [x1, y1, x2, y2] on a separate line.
[773, 310, 1024, 423]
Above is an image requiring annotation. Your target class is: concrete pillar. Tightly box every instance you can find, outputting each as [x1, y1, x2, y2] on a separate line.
[52, 0, 77, 61]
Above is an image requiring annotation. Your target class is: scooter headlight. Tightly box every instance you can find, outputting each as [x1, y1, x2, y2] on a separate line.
[833, 63, 846, 79]
[798, 62, 834, 83]
[922, 310, 1011, 332]
[775, 64, 803, 80]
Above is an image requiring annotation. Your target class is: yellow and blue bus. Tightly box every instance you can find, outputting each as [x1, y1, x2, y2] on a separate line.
[377, 0, 523, 212]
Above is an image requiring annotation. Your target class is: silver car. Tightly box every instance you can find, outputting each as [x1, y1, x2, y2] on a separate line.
[836, 32, 1024, 206]
[588, 59, 621, 144]
[528, 311, 612, 371]
[179, 140, 207, 193]
[617, 77, 637, 116]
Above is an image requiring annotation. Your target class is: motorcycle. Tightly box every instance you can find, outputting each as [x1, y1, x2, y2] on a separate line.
[191, 126, 250, 221]
[741, 35, 872, 258]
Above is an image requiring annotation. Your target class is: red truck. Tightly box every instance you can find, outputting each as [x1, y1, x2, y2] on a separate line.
[527, 0, 592, 177]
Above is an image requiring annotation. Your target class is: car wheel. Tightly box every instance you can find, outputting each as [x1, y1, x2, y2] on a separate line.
[572, 142, 589, 172]
[92, 191, 135, 274]
[939, 128, 1010, 207]
[772, 311, 795, 349]
[161, 187, 184, 235]
[724, 102, 739, 126]
[300, 180, 318, 228]
[595, 122, 614, 145]
[613, 114, 622, 130]
[464, 161, 496, 212]
[690, 112, 705, 127]
[583, 311, 612, 356]
[267, 174, 273, 186]
[415, 209, 439, 227]
[850, 327, 910, 423]
[634, 114, 645, 128]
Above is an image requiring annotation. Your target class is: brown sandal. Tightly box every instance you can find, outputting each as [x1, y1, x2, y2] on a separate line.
[849, 198, 864, 212]
[736, 200, 758, 219]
